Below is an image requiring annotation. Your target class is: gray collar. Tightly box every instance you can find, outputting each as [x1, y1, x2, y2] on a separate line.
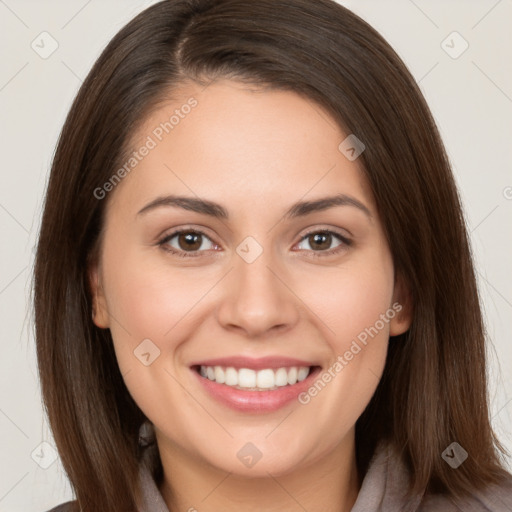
[136, 439, 421, 512]
[135, 435, 512, 511]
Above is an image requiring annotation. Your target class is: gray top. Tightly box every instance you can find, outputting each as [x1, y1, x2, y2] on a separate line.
[49, 439, 512, 511]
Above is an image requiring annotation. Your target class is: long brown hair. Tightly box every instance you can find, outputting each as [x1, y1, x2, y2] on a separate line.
[34, 0, 511, 509]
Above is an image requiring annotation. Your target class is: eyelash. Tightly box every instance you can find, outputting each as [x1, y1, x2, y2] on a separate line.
[157, 227, 352, 259]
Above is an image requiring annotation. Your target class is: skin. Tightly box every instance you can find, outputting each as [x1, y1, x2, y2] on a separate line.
[90, 79, 411, 512]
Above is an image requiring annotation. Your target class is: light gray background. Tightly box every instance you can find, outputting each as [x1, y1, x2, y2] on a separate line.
[0, 0, 511, 510]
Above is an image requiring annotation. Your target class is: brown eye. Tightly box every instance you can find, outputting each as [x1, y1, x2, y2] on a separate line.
[295, 229, 352, 256]
[160, 230, 216, 255]
[308, 232, 333, 251]
[177, 232, 203, 251]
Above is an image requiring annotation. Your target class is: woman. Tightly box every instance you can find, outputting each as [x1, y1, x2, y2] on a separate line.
[35, 0, 512, 510]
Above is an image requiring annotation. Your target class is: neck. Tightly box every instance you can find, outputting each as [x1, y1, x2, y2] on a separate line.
[157, 432, 361, 512]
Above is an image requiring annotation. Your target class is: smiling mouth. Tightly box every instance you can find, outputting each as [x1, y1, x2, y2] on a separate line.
[192, 364, 321, 391]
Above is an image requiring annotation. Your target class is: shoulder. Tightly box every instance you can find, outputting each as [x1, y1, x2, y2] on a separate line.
[368, 440, 512, 512]
[420, 472, 512, 511]
[45, 501, 76, 512]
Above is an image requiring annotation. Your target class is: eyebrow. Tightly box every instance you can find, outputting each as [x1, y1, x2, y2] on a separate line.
[137, 193, 372, 220]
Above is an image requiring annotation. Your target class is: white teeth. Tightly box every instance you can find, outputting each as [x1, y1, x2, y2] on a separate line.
[297, 367, 309, 382]
[238, 368, 256, 388]
[287, 367, 297, 385]
[214, 366, 225, 384]
[274, 368, 289, 387]
[198, 365, 312, 390]
[256, 369, 275, 389]
[225, 367, 238, 386]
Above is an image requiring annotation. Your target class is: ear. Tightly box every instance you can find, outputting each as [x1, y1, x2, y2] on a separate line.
[389, 272, 413, 336]
[88, 262, 110, 329]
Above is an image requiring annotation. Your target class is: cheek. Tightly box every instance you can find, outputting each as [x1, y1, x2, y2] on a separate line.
[293, 252, 394, 418]
[102, 240, 208, 332]
[99, 239, 202, 374]
[301, 255, 395, 346]
[100, 246, 200, 418]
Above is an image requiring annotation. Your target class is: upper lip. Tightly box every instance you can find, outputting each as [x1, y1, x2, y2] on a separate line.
[190, 356, 319, 371]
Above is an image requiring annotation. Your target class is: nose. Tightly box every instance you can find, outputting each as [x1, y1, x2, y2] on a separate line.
[215, 246, 300, 338]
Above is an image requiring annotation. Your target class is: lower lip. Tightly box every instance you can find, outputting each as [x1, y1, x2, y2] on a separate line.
[191, 366, 321, 413]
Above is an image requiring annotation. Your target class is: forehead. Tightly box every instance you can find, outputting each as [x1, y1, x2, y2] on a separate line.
[110, 79, 375, 215]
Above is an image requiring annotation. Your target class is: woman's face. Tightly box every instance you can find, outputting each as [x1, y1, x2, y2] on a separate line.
[91, 79, 410, 477]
